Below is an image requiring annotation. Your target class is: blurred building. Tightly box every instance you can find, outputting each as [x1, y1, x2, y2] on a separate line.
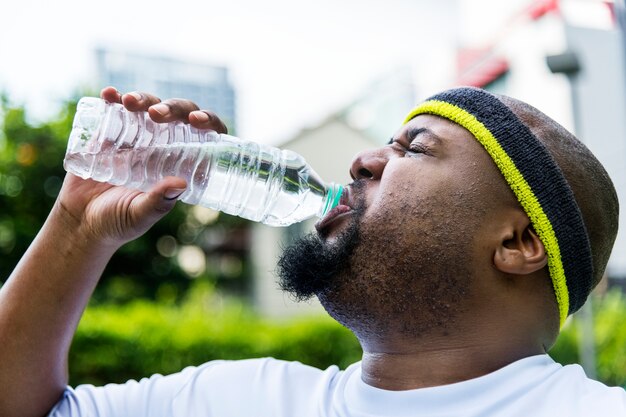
[95, 48, 237, 130]
[454, 0, 626, 281]
[251, 0, 626, 316]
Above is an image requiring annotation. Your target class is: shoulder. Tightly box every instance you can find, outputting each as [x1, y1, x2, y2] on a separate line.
[48, 359, 356, 417]
[542, 360, 626, 413]
[183, 357, 343, 385]
[171, 358, 354, 416]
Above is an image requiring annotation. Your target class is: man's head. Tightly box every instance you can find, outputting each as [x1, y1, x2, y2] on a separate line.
[277, 87, 619, 352]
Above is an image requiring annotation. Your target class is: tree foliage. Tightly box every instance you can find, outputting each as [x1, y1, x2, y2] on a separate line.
[550, 291, 626, 386]
[0, 95, 251, 301]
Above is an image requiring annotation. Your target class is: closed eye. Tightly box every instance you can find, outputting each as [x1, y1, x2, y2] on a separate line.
[406, 142, 430, 157]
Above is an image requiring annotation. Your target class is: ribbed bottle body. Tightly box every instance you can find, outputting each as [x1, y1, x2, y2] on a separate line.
[64, 98, 342, 226]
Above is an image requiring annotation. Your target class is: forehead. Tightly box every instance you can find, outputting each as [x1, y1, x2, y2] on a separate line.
[396, 114, 507, 188]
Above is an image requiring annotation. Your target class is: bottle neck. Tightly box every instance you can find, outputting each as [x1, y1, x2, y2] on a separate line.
[319, 183, 344, 218]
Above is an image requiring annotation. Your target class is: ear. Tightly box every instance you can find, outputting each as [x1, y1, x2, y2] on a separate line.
[493, 211, 548, 275]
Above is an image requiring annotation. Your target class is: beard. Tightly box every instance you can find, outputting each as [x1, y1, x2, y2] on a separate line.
[276, 208, 362, 302]
[276, 183, 475, 344]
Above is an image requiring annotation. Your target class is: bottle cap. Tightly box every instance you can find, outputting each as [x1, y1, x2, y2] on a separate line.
[321, 183, 344, 216]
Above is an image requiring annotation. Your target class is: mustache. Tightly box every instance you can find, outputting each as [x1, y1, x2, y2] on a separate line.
[346, 178, 367, 212]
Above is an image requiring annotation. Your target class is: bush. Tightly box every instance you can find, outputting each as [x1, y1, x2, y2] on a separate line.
[549, 290, 626, 387]
[69, 286, 362, 386]
[70, 286, 626, 387]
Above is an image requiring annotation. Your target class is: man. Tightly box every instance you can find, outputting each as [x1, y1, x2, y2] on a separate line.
[0, 85, 623, 417]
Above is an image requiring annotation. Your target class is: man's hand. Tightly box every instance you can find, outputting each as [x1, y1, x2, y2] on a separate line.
[55, 87, 229, 249]
[56, 174, 186, 249]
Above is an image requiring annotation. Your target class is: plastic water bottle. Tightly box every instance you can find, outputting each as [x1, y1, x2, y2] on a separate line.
[63, 97, 343, 227]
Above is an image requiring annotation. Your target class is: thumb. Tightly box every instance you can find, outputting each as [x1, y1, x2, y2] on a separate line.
[129, 177, 188, 232]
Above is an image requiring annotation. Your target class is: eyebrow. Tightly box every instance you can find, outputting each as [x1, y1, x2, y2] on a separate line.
[387, 127, 444, 145]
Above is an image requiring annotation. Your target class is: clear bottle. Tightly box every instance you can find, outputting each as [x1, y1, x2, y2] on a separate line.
[64, 97, 343, 227]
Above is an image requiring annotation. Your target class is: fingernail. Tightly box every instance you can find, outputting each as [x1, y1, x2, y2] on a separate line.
[164, 188, 186, 200]
[192, 111, 210, 123]
[151, 103, 170, 117]
[128, 92, 142, 101]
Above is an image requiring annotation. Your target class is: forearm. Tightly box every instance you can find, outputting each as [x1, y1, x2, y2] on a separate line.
[0, 201, 120, 417]
[0, 87, 198, 417]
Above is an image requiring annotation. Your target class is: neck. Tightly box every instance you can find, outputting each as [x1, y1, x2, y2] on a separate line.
[359, 327, 545, 390]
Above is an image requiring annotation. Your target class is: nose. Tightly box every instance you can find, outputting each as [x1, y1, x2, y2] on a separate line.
[349, 147, 394, 180]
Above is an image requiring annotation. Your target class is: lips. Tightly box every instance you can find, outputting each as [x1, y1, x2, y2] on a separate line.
[315, 186, 353, 234]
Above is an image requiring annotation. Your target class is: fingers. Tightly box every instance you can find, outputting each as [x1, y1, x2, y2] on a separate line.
[99, 87, 229, 134]
[100, 87, 162, 110]
[146, 98, 228, 133]
[100, 86, 122, 103]
[122, 92, 162, 112]
[148, 98, 199, 123]
[189, 110, 229, 134]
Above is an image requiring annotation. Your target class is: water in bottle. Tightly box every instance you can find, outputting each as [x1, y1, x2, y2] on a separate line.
[63, 97, 343, 227]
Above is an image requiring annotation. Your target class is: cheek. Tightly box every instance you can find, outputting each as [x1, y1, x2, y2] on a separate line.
[359, 174, 487, 261]
[363, 163, 454, 223]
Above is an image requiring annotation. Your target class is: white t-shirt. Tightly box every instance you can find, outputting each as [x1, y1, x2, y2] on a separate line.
[49, 354, 626, 416]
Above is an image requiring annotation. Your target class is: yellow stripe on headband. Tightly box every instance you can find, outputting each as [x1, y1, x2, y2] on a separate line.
[404, 100, 570, 327]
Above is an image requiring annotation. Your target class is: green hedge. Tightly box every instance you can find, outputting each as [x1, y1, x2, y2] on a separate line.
[69, 287, 362, 386]
[70, 287, 626, 387]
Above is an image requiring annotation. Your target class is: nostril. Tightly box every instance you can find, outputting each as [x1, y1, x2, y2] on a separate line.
[350, 149, 386, 180]
[358, 167, 373, 179]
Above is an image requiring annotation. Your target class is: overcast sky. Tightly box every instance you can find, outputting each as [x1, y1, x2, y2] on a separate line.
[4, 0, 624, 274]
[0, 0, 521, 143]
